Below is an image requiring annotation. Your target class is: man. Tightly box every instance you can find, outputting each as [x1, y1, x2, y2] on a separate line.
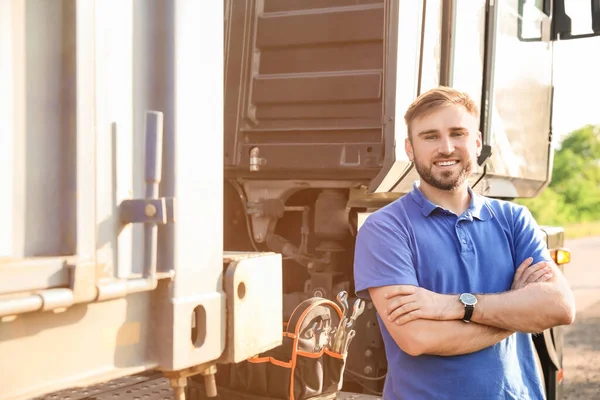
[353, 86, 575, 399]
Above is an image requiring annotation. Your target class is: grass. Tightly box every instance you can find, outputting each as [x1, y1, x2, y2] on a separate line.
[564, 221, 600, 240]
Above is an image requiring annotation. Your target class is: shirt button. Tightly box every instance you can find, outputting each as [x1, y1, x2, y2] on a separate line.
[462, 239, 467, 244]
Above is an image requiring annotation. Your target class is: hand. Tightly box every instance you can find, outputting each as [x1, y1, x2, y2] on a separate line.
[383, 286, 459, 325]
[511, 257, 553, 290]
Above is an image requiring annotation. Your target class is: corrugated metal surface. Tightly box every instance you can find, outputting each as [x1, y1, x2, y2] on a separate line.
[37, 374, 382, 400]
[33, 373, 164, 400]
[225, 0, 389, 179]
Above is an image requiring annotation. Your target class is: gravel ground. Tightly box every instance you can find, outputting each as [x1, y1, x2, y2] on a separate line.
[563, 301, 600, 399]
[562, 237, 600, 399]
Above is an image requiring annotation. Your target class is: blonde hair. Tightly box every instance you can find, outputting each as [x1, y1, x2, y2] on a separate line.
[404, 86, 479, 139]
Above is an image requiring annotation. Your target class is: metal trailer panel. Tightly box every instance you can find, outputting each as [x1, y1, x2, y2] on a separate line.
[0, 2, 284, 400]
[0, 0, 76, 259]
[1, 293, 156, 400]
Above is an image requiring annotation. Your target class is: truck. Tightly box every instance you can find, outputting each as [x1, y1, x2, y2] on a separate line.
[1, 0, 598, 399]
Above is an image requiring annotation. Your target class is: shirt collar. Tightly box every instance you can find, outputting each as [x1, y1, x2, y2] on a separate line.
[409, 181, 493, 221]
[467, 187, 493, 221]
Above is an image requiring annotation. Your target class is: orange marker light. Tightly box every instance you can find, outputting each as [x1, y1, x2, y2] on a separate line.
[550, 249, 571, 265]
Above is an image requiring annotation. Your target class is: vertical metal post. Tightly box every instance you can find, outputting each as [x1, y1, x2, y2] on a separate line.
[3, 0, 27, 258]
[152, 0, 226, 371]
[439, 0, 456, 86]
[143, 111, 163, 281]
[76, 0, 97, 264]
[477, 0, 498, 166]
[172, 0, 223, 306]
[0, 2, 10, 256]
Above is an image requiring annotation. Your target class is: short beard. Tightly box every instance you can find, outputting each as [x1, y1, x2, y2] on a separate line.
[413, 155, 473, 191]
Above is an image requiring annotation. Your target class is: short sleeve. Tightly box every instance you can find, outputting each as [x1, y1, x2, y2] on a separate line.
[353, 218, 419, 300]
[512, 206, 553, 266]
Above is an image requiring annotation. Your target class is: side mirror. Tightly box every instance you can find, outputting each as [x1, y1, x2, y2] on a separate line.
[552, 0, 600, 40]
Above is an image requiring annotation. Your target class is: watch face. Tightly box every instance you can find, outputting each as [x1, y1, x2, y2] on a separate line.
[460, 293, 477, 306]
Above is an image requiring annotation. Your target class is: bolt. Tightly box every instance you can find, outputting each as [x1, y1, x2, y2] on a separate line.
[201, 364, 218, 375]
[367, 302, 374, 310]
[314, 290, 324, 298]
[364, 366, 373, 375]
[145, 203, 157, 217]
[204, 374, 217, 398]
[254, 233, 264, 242]
[365, 349, 373, 357]
[188, 365, 217, 398]
[169, 377, 187, 388]
[172, 387, 185, 400]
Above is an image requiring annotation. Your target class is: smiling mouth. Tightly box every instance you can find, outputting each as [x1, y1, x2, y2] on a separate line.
[434, 160, 459, 167]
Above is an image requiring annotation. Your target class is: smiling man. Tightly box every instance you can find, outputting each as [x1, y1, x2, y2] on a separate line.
[353, 86, 575, 399]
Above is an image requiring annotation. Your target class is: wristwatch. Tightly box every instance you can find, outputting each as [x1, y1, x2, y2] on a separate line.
[459, 293, 478, 323]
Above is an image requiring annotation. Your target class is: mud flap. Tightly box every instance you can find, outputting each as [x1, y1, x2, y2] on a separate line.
[533, 327, 564, 400]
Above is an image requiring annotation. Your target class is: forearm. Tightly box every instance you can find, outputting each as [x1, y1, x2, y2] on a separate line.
[472, 281, 575, 333]
[397, 319, 513, 356]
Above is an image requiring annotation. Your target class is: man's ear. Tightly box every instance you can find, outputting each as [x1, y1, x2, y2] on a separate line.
[405, 137, 414, 162]
[476, 131, 483, 157]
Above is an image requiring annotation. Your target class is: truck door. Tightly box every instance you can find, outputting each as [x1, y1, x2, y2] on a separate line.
[371, 0, 492, 193]
[482, 0, 554, 198]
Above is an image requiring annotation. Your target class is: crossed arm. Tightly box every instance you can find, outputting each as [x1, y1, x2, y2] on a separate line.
[368, 258, 576, 357]
[368, 293, 513, 357]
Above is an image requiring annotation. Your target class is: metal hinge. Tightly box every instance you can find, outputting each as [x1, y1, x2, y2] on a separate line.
[97, 110, 176, 301]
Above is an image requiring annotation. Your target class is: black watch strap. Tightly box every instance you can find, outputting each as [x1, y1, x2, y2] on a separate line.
[463, 304, 474, 323]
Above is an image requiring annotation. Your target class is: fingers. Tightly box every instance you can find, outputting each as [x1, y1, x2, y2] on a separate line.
[525, 264, 553, 283]
[513, 257, 533, 282]
[512, 257, 534, 289]
[535, 271, 553, 283]
[512, 259, 554, 290]
[520, 260, 551, 283]
[384, 285, 418, 299]
[387, 300, 419, 322]
[512, 279, 525, 290]
[385, 295, 414, 316]
[394, 309, 421, 325]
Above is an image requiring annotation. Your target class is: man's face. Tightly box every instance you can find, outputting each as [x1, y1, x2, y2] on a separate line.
[405, 104, 482, 191]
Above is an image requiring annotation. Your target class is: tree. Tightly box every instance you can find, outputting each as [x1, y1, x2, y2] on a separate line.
[551, 125, 600, 188]
[549, 125, 600, 221]
[517, 187, 577, 225]
[518, 124, 600, 224]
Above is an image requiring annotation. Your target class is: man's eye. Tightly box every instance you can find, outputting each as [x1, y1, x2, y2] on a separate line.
[451, 132, 465, 137]
[425, 136, 437, 140]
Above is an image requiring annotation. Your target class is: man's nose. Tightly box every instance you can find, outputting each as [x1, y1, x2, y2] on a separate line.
[438, 137, 455, 155]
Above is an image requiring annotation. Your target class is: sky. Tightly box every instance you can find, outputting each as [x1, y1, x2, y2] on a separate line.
[552, 35, 600, 142]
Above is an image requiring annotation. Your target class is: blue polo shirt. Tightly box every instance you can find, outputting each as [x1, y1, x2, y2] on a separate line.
[354, 182, 550, 399]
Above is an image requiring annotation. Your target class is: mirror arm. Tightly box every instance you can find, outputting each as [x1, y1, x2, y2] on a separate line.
[551, 0, 572, 40]
[593, 0, 600, 33]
